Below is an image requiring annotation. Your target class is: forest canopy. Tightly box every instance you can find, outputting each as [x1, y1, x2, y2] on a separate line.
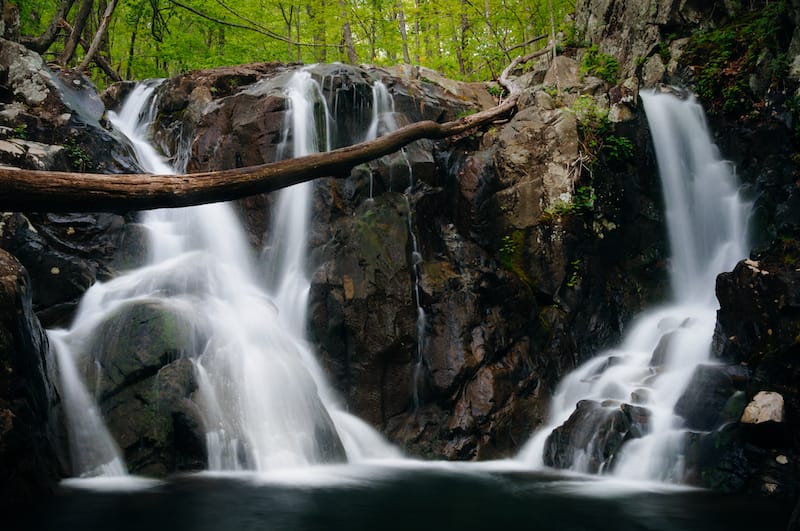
[12, 0, 574, 84]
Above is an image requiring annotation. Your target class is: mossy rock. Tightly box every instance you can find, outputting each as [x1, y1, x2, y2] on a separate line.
[84, 300, 197, 400]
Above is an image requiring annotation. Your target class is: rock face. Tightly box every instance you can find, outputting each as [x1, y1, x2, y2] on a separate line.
[0, 249, 62, 506]
[573, 0, 731, 83]
[685, 232, 800, 496]
[144, 59, 665, 460]
[0, 37, 142, 327]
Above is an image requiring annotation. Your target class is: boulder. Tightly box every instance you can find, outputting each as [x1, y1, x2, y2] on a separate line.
[673, 364, 749, 431]
[741, 391, 785, 424]
[544, 400, 631, 472]
[0, 249, 63, 506]
[81, 301, 207, 475]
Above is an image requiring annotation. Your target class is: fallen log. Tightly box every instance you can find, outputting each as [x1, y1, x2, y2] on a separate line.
[0, 51, 546, 213]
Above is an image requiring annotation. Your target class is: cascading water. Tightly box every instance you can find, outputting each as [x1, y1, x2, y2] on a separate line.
[365, 80, 427, 409]
[519, 90, 751, 482]
[50, 70, 396, 479]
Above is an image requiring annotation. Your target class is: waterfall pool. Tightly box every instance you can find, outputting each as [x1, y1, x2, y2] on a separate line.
[19, 463, 793, 531]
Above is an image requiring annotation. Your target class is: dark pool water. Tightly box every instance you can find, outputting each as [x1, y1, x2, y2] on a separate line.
[13, 462, 793, 531]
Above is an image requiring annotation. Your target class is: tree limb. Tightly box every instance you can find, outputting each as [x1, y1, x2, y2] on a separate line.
[167, 0, 332, 48]
[0, 97, 517, 213]
[19, 0, 75, 54]
[58, 19, 122, 82]
[78, 0, 118, 72]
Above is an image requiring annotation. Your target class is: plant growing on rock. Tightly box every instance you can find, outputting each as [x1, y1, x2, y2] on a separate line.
[683, 1, 793, 116]
[579, 45, 620, 84]
[569, 95, 635, 168]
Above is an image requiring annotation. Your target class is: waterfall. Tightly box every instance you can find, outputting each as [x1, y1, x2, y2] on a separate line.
[518, 91, 751, 482]
[51, 70, 396, 479]
[365, 80, 427, 409]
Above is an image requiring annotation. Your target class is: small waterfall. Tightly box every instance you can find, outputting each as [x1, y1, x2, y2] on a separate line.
[51, 70, 397, 478]
[365, 81, 400, 197]
[519, 91, 751, 482]
[50, 331, 127, 477]
[366, 80, 427, 409]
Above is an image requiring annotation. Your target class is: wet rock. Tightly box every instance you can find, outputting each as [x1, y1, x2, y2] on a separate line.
[81, 301, 207, 475]
[544, 400, 631, 472]
[685, 424, 750, 493]
[0, 249, 63, 506]
[621, 402, 652, 438]
[674, 364, 749, 431]
[309, 193, 416, 427]
[0, 212, 133, 327]
[648, 331, 675, 367]
[707, 229, 800, 494]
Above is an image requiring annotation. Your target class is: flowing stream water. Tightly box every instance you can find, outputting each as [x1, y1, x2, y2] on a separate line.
[519, 91, 751, 481]
[50, 72, 396, 479]
[26, 78, 798, 531]
[50, 72, 749, 486]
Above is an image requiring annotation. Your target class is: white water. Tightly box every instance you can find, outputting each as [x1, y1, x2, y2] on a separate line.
[365, 80, 427, 409]
[518, 91, 751, 482]
[51, 72, 397, 479]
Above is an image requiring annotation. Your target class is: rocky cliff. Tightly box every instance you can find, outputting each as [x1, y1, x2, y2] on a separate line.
[567, 0, 800, 498]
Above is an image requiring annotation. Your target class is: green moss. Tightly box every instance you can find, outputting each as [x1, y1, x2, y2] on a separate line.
[498, 229, 532, 287]
[566, 259, 582, 288]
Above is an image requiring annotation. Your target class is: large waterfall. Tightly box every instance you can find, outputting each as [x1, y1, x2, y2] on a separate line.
[50, 71, 396, 479]
[519, 91, 751, 481]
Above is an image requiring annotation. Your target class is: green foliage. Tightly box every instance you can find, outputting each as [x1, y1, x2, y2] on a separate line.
[683, 1, 792, 116]
[566, 258, 581, 288]
[10, 123, 27, 140]
[603, 134, 634, 161]
[14, 0, 578, 84]
[579, 45, 620, 84]
[569, 95, 634, 166]
[63, 141, 94, 172]
[486, 83, 503, 98]
[560, 19, 586, 49]
[498, 229, 531, 287]
[657, 41, 672, 64]
[545, 185, 596, 218]
[787, 94, 800, 138]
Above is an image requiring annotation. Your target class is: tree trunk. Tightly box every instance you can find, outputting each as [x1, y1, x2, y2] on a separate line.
[78, 0, 117, 71]
[339, 0, 357, 63]
[397, 1, 411, 64]
[0, 93, 521, 213]
[20, 0, 75, 53]
[125, 16, 138, 80]
[59, 19, 121, 82]
[59, 0, 93, 65]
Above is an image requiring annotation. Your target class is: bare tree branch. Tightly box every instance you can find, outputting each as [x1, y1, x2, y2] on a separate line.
[167, 0, 332, 48]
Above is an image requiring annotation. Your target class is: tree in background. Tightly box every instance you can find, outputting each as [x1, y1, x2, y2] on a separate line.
[11, 0, 574, 84]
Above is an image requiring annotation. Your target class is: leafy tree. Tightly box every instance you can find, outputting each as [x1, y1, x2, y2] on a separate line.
[11, 0, 575, 84]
